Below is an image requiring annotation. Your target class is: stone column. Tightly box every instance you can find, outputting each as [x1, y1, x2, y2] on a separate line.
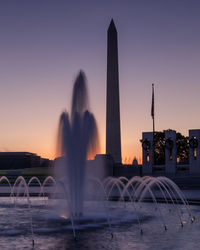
[165, 130, 177, 175]
[142, 132, 154, 175]
[189, 129, 200, 175]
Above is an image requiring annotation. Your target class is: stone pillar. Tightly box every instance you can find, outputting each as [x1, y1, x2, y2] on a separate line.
[106, 19, 122, 163]
[189, 129, 200, 175]
[165, 130, 177, 175]
[142, 132, 154, 175]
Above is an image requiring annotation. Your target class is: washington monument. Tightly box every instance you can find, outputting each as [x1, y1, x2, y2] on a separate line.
[106, 19, 122, 163]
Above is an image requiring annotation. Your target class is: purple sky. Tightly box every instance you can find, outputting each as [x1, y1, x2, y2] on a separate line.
[1, 0, 200, 162]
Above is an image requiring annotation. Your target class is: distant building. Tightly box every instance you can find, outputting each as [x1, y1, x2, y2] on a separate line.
[54, 154, 114, 180]
[132, 157, 138, 166]
[87, 154, 114, 179]
[0, 152, 48, 170]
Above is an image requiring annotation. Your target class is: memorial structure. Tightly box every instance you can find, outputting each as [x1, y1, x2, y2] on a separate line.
[106, 19, 122, 163]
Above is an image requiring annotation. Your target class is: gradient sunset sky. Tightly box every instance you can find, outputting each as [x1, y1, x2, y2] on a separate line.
[1, 0, 200, 163]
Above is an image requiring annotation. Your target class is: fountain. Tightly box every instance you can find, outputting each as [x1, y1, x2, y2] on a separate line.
[0, 71, 198, 249]
[55, 70, 99, 218]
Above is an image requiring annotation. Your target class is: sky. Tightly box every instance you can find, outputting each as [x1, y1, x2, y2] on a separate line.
[1, 0, 200, 163]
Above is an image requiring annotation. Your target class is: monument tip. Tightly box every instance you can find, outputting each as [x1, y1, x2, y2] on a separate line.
[77, 70, 86, 82]
[108, 19, 117, 32]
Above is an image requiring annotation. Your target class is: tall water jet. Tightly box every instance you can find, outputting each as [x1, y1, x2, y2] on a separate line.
[56, 71, 99, 217]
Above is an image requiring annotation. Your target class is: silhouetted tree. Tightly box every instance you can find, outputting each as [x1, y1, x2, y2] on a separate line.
[154, 131, 165, 165]
[176, 132, 189, 163]
[141, 130, 189, 165]
[154, 130, 189, 164]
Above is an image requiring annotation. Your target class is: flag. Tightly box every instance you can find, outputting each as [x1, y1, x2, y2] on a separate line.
[151, 83, 154, 119]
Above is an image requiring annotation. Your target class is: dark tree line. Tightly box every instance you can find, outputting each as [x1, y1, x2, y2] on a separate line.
[144, 130, 189, 165]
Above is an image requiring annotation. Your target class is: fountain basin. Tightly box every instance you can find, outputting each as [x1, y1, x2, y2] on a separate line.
[0, 197, 199, 250]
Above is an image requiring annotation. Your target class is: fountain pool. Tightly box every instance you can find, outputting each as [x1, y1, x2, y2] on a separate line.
[0, 174, 198, 250]
[0, 193, 199, 250]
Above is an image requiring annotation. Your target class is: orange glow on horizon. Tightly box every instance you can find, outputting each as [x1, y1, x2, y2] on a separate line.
[35, 143, 142, 164]
[0, 124, 143, 164]
[38, 147, 142, 165]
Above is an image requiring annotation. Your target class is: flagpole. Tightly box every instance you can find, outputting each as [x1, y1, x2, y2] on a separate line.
[152, 83, 155, 134]
[151, 83, 155, 164]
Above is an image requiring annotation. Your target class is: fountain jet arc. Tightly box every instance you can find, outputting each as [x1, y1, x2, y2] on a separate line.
[57, 71, 99, 217]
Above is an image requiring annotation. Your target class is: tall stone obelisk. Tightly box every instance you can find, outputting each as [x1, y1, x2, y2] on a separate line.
[106, 19, 122, 163]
